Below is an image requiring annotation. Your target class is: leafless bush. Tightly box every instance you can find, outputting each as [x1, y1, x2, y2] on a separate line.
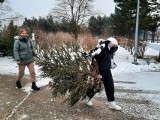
[138, 41, 147, 58]
[127, 39, 134, 55]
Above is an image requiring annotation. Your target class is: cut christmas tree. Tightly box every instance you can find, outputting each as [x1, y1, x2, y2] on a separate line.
[36, 42, 103, 106]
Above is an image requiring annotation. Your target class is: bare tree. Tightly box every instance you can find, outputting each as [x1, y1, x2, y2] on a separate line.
[49, 0, 95, 40]
[0, 0, 23, 28]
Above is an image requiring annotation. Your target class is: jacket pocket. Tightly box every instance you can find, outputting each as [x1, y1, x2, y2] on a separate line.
[19, 51, 32, 60]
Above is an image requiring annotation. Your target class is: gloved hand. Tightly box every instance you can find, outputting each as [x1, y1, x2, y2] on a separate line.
[110, 46, 118, 53]
[82, 52, 89, 57]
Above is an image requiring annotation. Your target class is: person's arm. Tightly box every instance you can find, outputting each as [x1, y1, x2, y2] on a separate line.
[84, 41, 106, 57]
[13, 40, 20, 61]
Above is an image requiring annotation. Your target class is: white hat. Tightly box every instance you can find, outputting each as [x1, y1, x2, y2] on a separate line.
[107, 37, 118, 45]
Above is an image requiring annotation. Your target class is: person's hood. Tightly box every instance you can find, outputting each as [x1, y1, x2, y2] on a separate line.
[107, 37, 118, 46]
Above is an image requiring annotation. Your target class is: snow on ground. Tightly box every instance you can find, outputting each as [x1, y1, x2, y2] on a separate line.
[112, 46, 160, 75]
[0, 57, 51, 93]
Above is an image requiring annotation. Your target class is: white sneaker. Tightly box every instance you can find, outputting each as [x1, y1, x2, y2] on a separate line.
[108, 101, 122, 111]
[85, 96, 93, 106]
[86, 100, 93, 106]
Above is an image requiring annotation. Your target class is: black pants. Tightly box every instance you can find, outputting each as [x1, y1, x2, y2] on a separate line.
[86, 69, 115, 101]
[100, 70, 115, 101]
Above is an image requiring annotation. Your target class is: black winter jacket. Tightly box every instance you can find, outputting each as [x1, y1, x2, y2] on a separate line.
[94, 41, 118, 72]
[87, 39, 118, 72]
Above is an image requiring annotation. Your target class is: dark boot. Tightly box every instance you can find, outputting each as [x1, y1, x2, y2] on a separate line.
[16, 80, 22, 88]
[32, 82, 40, 90]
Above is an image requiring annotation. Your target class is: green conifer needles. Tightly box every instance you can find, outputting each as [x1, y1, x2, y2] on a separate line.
[36, 42, 102, 106]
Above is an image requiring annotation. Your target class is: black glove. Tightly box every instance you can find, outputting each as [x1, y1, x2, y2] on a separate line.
[110, 46, 118, 53]
[82, 52, 89, 57]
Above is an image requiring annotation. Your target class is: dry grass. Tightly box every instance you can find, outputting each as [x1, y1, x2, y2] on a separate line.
[34, 30, 74, 45]
[54, 32, 75, 44]
[78, 32, 98, 51]
[34, 30, 100, 51]
[35, 30, 148, 56]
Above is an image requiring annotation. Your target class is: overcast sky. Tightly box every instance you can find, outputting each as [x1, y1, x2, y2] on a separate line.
[8, 0, 116, 18]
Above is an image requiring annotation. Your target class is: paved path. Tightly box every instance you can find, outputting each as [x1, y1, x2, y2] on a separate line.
[1, 73, 160, 120]
[114, 72, 160, 120]
[148, 43, 160, 51]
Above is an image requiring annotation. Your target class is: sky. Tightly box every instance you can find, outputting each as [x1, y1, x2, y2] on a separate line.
[8, 0, 116, 19]
[0, 43, 160, 119]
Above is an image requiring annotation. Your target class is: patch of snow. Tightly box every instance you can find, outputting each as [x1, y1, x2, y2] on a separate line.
[18, 114, 29, 120]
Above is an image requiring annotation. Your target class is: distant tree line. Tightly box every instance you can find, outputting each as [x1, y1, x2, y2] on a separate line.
[0, 0, 159, 56]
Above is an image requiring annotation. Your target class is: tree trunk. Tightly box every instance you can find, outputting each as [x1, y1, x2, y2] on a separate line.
[143, 30, 147, 41]
[151, 31, 155, 43]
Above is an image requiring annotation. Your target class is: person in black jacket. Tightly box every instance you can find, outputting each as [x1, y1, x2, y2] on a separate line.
[85, 37, 121, 111]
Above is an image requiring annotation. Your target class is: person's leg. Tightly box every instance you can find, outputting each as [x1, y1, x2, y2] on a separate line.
[101, 70, 115, 101]
[27, 62, 40, 90]
[101, 70, 121, 110]
[27, 62, 36, 82]
[85, 87, 95, 106]
[16, 65, 26, 88]
[17, 65, 26, 80]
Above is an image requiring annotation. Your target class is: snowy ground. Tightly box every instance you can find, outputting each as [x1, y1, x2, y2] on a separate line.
[0, 43, 160, 119]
